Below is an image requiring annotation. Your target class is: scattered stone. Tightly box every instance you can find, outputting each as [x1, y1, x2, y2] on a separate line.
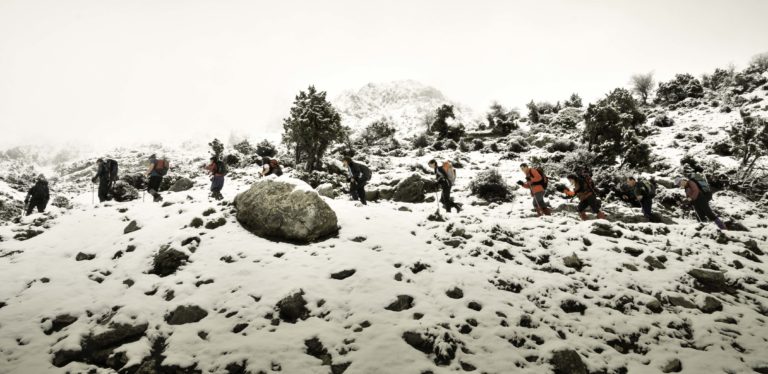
[350, 236, 367, 242]
[232, 323, 248, 334]
[646, 300, 663, 313]
[385, 295, 415, 311]
[667, 296, 696, 309]
[123, 220, 141, 234]
[181, 236, 201, 247]
[169, 177, 194, 192]
[661, 358, 682, 373]
[190, 217, 204, 228]
[699, 296, 723, 314]
[393, 174, 426, 203]
[591, 222, 622, 238]
[550, 349, 587, 374]
[304, 337, 332, 365]
[467, 302, 482, 311]
[165, 305, 208, 325]
[205, 217, 227, 230]
[560, 300, 587, 315]
[234, 180, 339, 243]
[687, 268, 728, 292]
[446, 287, 464, 299]
[330, 269, 356, 280]
[149, 247, 189, 277]
[402, 329, 459, 366]
[75, 252, 95, 261]
[563, 253, 583, 270]
[644, 255, 666, 269]
[43, 314, 78, 335]
[624, 247, 644, 257]
[276, 291, 310, 323]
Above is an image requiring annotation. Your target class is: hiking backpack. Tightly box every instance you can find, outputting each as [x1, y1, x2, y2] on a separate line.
[105, 159, 119, 182]
[641, 179, 656, 198]
[155, 159, 170, 176]
[215, 160, 228, 176]
[577, 167, 595, 193]
[359, 164, 372, 183]
[442, 161, 456, 185]
[269, 159, 283, 176]
[532, 167, 548, 189]
[688, 173, 711, 194]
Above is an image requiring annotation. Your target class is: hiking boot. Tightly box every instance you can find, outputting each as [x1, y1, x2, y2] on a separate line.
[542, 208, 552, 216]
[597, 211, 607, 220]
[714, 218, 726, 230]
[454, 203, 462, 213]
[153, 195, 163, 202]
[578, 212, 589, 221]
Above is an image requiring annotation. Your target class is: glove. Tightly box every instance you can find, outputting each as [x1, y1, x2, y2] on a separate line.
[91, 176, 98, 183]
[516, 181, 525, 186]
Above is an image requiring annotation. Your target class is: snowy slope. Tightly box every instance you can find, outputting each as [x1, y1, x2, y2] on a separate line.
[1, 145, 767, 373]
[333, 80, 480, 140]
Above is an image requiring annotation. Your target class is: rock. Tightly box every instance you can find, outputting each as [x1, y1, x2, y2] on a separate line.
[110, 181, 139, 202]
[560, 300, 587, 315]
[550, 349, 587, 374]
[53, 323, 149, 367]
[169, 177, 194, 192]
[591, 222, 622, 238]
[563, 253, 583, 270]
[624, 247, 644, 257]
[75, 252, 95, 261]
[467, 301, 482, 311]
[667, 296, 696, 309]
[687, 268, 727, 292]
[51, 196, 72, 209]
[165, 305, 208, 325]
[234, 180, 338, 243]
[365, 189, 380, 202]
[123, 220, 141, 234]
[744, 239, 764, 255]
[149, 247, 189, 277]
[393, 174, 426, 203]
[379, 187, 395, 200]
[43, 314, 78, 335]
[644, 256, 666, 269]
[646, 300, 663, 313]
[330, 269, 356, 280]
[402, 329, 459, 366]
[316, 183, 336, 198]
[699, 296, 723, 314]
[277, 291, 310, 323]
[446, 287, 464, 299]
[661, 358, 682, 373]
[385, 295, 415, 311]
[304, 337, 332, 365]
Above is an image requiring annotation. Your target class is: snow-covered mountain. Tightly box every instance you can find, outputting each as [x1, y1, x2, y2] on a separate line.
[333, 80, 479, 140]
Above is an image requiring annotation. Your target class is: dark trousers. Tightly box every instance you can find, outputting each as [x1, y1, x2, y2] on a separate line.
[692, 197, 718, 222]
[148, 175, 163, 201]
[531, 191, 547, 210]
[439, 180, 459, 211]
[350, 181, 367, 205]
[211, 175, 225, 199]
[98, 180, 110, 202]
[639, 197, 653, 220]
[577, 194, 602, 213]
[26, 199, 47, 215]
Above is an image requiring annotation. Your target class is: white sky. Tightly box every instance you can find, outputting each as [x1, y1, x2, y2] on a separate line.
[1, 0, 767, 148]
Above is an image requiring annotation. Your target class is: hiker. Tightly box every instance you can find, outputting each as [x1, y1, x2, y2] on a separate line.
[563, 173, 607, 220]
[343, 156, 372, 205]
[24, 174, 50, 216]
[517, 163, 550, 216]
[205, 157, 226, 200]
[625, 176, 655, 221]
[260, 157, 283, 177]
[145, 154, 169, 202]
[428, 159, 461, 213]
[92, 158, 110, 202]
[675, 176, 726, 230]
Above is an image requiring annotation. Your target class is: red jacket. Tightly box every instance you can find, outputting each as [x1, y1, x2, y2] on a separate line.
[206, 162, 224, 177]
[522, 168, 545, 194]
[685, 180, 701, 201]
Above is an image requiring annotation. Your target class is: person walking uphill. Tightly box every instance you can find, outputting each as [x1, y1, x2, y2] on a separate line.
[676, 176, 726, 230]
[25, 174, 50, 215]
[517, 163, 550, 216]
[91, 159, 110, 202]
[429, 159, 461, 213]
[145, 154, 169, 202]
[260, 157, 283, 177]
[563, 174, 607, 220]
[343, 157, 371, 205]
[626, 176, 656, 222]
[205, 157, 227, 200]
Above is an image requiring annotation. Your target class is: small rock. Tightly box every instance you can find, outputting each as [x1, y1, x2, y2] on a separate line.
[467, 302, 482, 311]
[550, 349, 587, 374]
[385, 295, 415, 312]
[646, 300, 663, 313]
[563, 253, 583, 270]
[699, 296, 723, 314]
[277, 291, 310, 323]
[644, 256, 666, 269]
[667, 296, 696, 309]
[661, 358, 682, 373]
[43, 314, 78, 335]
[330, 269, 356, 280]
[123, 220, 141, 234]
[687, 268, 727, 292]
[446, 287, 464, 299]
[75, 252, 95, 261]
[624, 247, 644, 257]
[169, 177, 194, 192]
[165, 305, 208, 325]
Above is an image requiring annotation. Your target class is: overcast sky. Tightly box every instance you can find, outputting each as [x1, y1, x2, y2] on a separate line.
[1, 0, 767, 148]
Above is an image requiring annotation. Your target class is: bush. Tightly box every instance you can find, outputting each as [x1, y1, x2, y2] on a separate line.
[729, 111, 768, 177]
[412, 133, 429, 149]
[655, 74, 704, 104]
[550, 107, 582, 129]
[584, 88, 647, 165]
[749, 51, 768, 73]
[712, 139, 733, 156]
[702, 67, 734, 90]
[508, 138, 529, 153]
[361, 119, 396, 146]
[233, 140, 255, 155]
[563, 93, 583, 108]
[256, 139, 277, 157]
[209, 138, 224, 159]
[472, 139, 484, 151]
[469, 169, 512, 202]
[486, 102, 519, 135]
[652, 113, 675, 127]
[547, 140, 576, 153]
[224, 154, 240, 166]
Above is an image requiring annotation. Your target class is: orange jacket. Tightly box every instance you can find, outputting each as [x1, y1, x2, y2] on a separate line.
[522, 168, 545, 194]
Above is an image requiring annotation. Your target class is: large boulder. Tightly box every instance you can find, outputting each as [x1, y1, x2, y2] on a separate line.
[393, 174, 426, 203]
[111, 181, 139, 202]
[169, 177, 194, 192]
[234, 179, 338, 243]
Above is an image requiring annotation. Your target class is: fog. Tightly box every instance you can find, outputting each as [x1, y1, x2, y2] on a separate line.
[1, 0, 767, 149]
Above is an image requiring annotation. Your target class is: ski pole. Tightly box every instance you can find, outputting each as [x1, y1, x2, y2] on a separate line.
[91, 184, 94, 205]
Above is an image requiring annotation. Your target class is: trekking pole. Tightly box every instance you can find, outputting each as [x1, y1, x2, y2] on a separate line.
[91, 184, 94, 205]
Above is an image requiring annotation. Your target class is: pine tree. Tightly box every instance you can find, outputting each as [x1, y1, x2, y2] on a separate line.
[208, 138, 224, 160]
[431, 104, 456, 139]
[564, 93, 583, 108]
[282, 86, 345, 172]
[584, 88, 648, 166]
[526, 101, 540, 123]
[486, 102, 519, 135]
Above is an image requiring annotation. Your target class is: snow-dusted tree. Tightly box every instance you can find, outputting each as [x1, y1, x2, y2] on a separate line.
[233, 139, 255, 155]
[630, 72, 655, 104]
[584, 88, 648, 166]
[431, 104, 464, 141]
[702, 67, 735, 90]
[655, 73, 704, 104]
[526, 101, 540, 123]
[282, 85, 344, 172]
[361, 118, 396, 146]
[749, 51, 768, 73]
[564, 93, 583, 108]
[486, 102, 519, 135]
[208, 138, 224, 159]
[729, 111, 768, 178]
[255, 139, 277, 157]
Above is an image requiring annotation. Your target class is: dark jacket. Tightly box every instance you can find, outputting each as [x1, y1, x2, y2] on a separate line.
[94, 163, 109, 182]
[26, 180, 50, 203]
[565, 179, 593, 201]
[633, 181, 651, 201]
[434, 166, 452, 186]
